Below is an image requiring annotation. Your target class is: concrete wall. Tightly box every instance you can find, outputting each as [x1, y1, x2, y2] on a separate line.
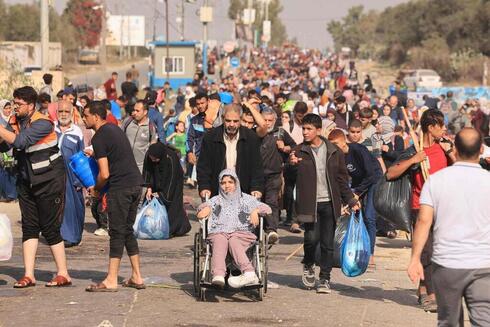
[0, 42, 62, 70]
[153, 46, 195, 79]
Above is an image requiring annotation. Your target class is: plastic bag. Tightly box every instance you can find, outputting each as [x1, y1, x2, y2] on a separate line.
[333, 214, 350, 268]
[340, 211, 371, 277]
[133, 198, 170, 240]
[0, 214, 13, 261]
[373, 174, 412, 232]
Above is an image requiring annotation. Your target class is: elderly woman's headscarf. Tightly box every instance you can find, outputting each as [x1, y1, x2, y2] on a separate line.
[378, 115, 395, 143]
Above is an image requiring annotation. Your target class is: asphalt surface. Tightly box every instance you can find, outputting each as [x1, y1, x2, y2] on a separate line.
[0, 189, 438, 327]
[67, 60, 149, 93]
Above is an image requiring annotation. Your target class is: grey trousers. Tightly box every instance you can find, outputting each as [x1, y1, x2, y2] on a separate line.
[432, 262, 490, 327]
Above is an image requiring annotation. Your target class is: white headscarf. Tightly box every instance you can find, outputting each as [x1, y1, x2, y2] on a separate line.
[0, 100, 12, 123]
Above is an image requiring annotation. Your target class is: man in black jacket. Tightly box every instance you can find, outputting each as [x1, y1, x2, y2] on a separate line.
[259, 107, 296, 244]
[197, 104, 264, 199]
[290, 114, 360, 294]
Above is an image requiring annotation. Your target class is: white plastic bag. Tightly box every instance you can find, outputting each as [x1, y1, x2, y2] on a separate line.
[0, 214, 13, 261]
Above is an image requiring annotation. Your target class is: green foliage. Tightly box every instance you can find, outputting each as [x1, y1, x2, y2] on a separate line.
[327, 0, 490, 81]
[0, 0, 7, 41]
[4, 4, 41, 41]
[0, 61, 33, 100]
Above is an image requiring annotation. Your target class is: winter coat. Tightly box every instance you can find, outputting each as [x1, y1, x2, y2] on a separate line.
[292, 137, 357, 223]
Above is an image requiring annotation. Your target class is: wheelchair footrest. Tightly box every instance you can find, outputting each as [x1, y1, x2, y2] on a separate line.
[199, 281, 264, 291]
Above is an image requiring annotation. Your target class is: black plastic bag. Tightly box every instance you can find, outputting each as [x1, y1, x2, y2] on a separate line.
[373, 174, 412, 232]
[333, 214, 350, 268]
[314, 214, 349, 268]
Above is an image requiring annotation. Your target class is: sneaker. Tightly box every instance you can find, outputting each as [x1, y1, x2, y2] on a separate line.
[316, 279, 331, 294]
[302, 264, 316, 288]
[227, 272, 259, 288]
[267, 231, 279, 245]
[94, 228, 109, 236]
[211, 276, 225, 288]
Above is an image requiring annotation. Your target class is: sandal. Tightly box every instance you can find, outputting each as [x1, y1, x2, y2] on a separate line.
[13, 276, 36, 289]
[289, 223, 302, 234]
[46, 275, 72, 287]
[122, 279, 146, 290]
[86, 282, 118, 292]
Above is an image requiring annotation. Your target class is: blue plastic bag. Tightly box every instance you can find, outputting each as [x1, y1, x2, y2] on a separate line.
[133, 198, 170, 240]
[340, 211, 371, 277]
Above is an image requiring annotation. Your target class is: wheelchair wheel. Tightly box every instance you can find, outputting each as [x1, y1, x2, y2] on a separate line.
[258, 233, 268, 301]
[193, 232, 201, 296]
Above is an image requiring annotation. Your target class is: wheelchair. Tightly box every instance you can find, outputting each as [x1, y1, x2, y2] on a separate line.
[193, 216, 269, 301]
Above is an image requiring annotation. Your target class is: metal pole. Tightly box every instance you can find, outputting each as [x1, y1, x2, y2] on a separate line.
[127, 15, 131, 59]
[165, 0, 170, 82]
[265, 0, 269, 48]
[118, 3, 123, 60]
[246, 0, 253, 63]
[99, 0, 107, 66]
[152, 0, 157, 41]
[40, 0, 49, 70]
[203, 0, 208, 76]
[181, 0, 185, 41]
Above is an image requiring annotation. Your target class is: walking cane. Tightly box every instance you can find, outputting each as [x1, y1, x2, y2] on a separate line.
[401, 107, 429, 180]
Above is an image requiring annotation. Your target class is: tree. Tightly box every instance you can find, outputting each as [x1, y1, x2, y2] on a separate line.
[63, 0, 102, 48]
[4, 4, 40, 41]
[0, 0, 7, 41]
[327, 6, 375, 56]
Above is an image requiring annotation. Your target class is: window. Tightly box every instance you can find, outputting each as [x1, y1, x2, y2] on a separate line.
[162, 56, 185, 74]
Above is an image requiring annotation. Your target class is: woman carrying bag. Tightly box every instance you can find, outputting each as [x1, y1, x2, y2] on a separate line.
[143, 143, 191, 237]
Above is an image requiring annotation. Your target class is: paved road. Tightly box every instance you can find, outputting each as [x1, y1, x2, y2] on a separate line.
[0, 189, 438, 327]
[67, 61, 149, 93]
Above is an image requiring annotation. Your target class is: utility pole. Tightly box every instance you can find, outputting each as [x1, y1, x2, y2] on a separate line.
[247, 0, 254, 47]
[200, 1, 212, 76]
[181, 0, 185, 41]
[40, 0, 49, 71]
[263, 0, 271, 48]
[165, 0, 170, 82]
[99, 0, 107, 66]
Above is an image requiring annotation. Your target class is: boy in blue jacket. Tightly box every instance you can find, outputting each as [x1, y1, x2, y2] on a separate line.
[328, 128, 382, 269]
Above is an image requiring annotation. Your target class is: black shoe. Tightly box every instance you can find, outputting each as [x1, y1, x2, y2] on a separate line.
[64, 241, 79, 248]
[316, 279, 331, 294]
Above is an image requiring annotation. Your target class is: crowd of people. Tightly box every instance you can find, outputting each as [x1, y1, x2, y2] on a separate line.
[0, 46, 489, 325]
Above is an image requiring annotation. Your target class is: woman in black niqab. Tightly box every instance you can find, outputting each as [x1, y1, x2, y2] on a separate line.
[143, 143, 191, 237]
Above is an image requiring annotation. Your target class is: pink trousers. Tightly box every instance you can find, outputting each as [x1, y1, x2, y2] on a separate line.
[207, 231, 257, 277]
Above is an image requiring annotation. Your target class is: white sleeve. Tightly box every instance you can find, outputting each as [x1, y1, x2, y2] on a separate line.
[419, 178, 434, 207]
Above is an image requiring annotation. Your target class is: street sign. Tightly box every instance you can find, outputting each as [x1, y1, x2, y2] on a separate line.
[106, 15, 145, 46]
[230, 57, 240, 68]
[263, 20, 271, 42]
[242, 9, 256, 25]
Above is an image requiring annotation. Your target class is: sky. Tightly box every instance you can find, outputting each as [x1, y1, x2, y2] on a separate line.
[6, 0, 410, 49]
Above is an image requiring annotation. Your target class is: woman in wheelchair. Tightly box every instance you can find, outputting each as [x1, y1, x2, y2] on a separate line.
[196, 169, 271, 288]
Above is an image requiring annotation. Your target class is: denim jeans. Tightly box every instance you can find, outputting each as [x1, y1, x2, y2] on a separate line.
[363, 185, 377, 254]
[303, 202, 335, 281]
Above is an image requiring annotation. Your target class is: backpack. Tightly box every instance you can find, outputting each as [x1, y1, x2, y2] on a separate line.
[122, 117, 156, 143]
